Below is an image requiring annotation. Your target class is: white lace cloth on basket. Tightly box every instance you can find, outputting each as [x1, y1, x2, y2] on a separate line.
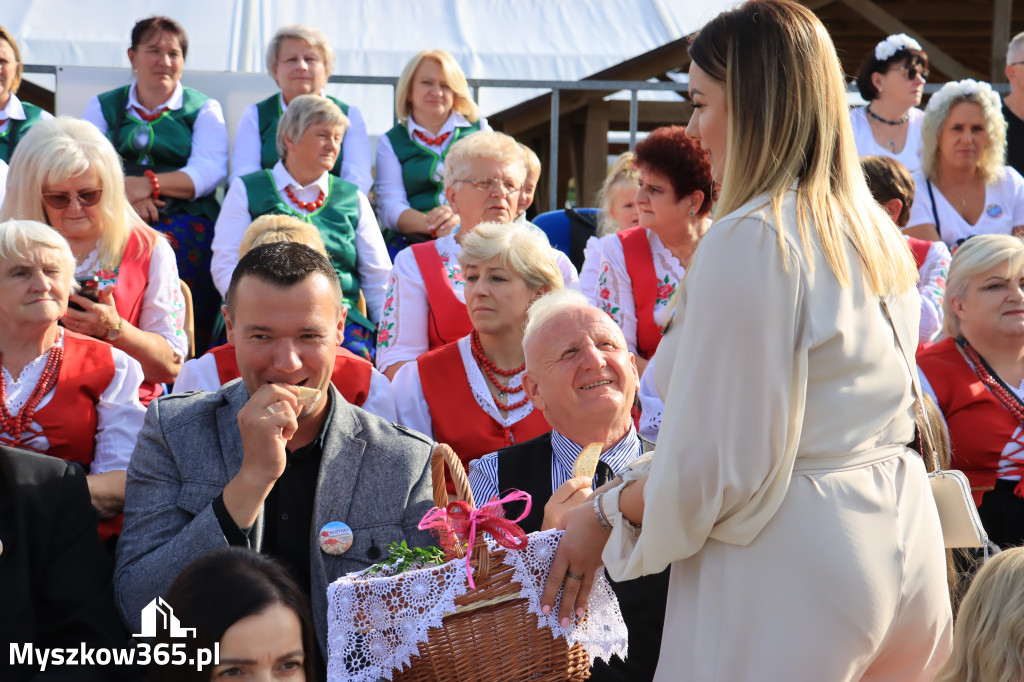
[326, 529, 628, 682]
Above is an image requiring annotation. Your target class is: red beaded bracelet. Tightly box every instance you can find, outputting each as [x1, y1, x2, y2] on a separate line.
[143, 170, 160, 200]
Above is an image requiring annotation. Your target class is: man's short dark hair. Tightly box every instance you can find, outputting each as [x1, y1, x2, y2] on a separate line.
[225, 241, 342, 317]
[861, 156, 916, 228]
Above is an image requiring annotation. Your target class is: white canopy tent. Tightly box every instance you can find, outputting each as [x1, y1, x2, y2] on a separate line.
[9, 0, 738, 139]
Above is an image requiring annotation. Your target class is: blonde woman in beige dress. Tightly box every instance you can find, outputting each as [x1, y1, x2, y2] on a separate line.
[540, 1, 953, 679]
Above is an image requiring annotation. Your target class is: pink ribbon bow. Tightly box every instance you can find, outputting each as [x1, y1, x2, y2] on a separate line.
[418, 491, 532, 589]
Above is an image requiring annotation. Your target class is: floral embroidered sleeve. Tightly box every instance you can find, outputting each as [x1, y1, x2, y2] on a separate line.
[917, 240, 950, 343]
[374, 249, 431, 372]
[596, 237, 639, 354]
[138, 238, 189, 359]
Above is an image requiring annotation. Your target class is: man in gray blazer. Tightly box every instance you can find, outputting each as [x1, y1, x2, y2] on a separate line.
[115, 242, 435, 665]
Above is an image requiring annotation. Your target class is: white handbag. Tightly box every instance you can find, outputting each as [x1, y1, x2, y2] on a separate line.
[881, 297, 989, 549]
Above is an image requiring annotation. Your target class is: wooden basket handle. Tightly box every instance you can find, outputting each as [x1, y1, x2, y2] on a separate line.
[429, 443, 490, 580]
[430, 443, 476, 508]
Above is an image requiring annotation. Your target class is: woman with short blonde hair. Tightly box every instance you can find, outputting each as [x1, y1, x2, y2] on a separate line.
[1, 117, 186, 404]
[238, 214, 326, 257]
[906, 80, 1024, 247]
[376, 131, 579, 380]
[230, 23, 371, 193]
[544, 2, 950, 678]
[376, 49, 491, 250]
[393, 221, 563, 486]
[919, 233, 1024, 551]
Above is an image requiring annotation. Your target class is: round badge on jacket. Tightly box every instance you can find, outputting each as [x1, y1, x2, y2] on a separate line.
[986, 204, 1003, 219]
[319, 521, 354, 556]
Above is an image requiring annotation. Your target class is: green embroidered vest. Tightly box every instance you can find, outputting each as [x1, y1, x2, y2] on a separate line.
[383, 121, 482, 212]
[97, 85, 219, 221]
[0, 101, 46, 162]
[240, 170, 372, 331]
[255, 93, 350, 176]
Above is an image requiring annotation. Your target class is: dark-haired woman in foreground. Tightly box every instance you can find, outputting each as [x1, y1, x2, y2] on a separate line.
[150, 547, 316, 681]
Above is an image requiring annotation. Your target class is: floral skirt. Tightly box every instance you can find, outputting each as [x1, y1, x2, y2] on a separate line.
[343, 321, 376, 364]
[158, 212, 218, 355]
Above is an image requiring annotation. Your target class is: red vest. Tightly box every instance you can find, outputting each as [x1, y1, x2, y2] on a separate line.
[918, 337, 1024, 505]
[3, 331, 122, 539]
[207, 343, 373, 408]
[418, 340, 551, 491]
[411, 242, 472, 350]
[618, 227, 662, 359]
[111, 226, 161, 405]
[906, 237, 933, 271]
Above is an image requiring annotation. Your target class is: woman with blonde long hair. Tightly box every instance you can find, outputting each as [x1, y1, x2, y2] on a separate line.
[541, 2, 952, 678]
[1, 117, 187, 405]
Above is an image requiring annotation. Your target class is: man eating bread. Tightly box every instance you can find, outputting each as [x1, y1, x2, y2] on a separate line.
[115, 243, 435, 671]
[468, 289, 668, 682]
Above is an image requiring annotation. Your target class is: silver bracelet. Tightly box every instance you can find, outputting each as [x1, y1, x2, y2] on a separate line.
[593, 493, 614, 532]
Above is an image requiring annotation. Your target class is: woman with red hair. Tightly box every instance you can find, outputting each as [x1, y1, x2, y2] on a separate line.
[589, 125, 717, 375]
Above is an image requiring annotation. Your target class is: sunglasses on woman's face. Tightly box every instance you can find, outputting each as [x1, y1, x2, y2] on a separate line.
[892, 64, 929, 81]
[41, 189, 103, 210]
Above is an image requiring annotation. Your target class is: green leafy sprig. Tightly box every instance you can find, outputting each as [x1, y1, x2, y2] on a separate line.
[365, 541, 447, 576]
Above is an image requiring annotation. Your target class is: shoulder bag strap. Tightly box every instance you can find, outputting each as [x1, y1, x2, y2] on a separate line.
[925, 180, 943, 244]
[880, 296, 941, 473]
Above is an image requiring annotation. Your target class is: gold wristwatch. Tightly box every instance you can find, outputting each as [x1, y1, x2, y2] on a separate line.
[106, 318, 123, 341]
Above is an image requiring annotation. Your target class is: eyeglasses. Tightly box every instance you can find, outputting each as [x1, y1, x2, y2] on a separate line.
[892, 64, 929, 81]
[459, 177, 521, 195]
[41, 189, 103, 210]
[1010, 61, 1024, 67]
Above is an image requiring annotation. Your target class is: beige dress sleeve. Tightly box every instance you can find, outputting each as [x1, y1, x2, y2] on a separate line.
[604, 201, 812, 581]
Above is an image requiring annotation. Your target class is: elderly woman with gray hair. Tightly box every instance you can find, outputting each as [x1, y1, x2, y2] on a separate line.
[0, 219, 145, 541]
[393, 221, 563, 488]
[918, 233, 1024, 550]
[906, 79, 1024, 248]
[376, 131, 579, 379]
[212, 94, 390, 361]
[229, 23, 371, 193]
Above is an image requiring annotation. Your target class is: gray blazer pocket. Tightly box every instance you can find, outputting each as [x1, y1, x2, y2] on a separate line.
[176, 481, 224, 516]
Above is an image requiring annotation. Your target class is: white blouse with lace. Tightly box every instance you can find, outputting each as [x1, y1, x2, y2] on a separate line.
[1, 328, 146, 472]
[376, 234, 580, 371]
[593, 229, 684, 355]
[391, 335, 535, 439]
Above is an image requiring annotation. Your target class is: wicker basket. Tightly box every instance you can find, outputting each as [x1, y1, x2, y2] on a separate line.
[387, 443, 591, 682]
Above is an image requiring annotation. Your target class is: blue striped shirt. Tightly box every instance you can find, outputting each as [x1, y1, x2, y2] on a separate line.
[467, 426, 644, 505]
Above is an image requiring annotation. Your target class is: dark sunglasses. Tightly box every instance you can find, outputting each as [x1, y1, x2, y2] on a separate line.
[892, 63, 929, 81]
[41, 189, 103, 210]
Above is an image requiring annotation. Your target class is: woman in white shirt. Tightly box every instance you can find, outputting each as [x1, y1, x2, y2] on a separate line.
[230, 24, 372, 194]
[850, 33, 928, 174]
[1, 117, 188, 405]
[906, 79, 1024, 249]
[543, 1, 952, 678]
[213, 95, 389, 362]
[376, 49, 491, 256]
[0, 219, 145, 540]
[82, 16, 228, 354]
[0, 24, 54, 163]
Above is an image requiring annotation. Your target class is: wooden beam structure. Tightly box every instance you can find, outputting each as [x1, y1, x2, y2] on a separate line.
[992, 0, 1015, 82]
[836, 0, 982, 80]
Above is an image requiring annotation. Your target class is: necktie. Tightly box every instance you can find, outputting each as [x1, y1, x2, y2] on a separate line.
[594, 460, 615, 488]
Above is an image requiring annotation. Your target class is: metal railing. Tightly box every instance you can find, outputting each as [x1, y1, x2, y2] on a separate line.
[324, 74, 691, 212]
[30, 63, 999, 213]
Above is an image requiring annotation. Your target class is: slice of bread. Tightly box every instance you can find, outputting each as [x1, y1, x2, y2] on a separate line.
[572, 442, 604, 479]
